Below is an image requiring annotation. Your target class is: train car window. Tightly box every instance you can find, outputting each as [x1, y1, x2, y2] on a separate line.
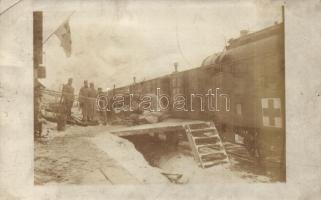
[178, 77, 183, 87]
[172, 77, 177, 87]
[232, 64, 248, 77]
[236, 103, 242, 115]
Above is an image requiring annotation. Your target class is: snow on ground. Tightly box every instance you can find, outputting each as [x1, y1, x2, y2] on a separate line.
[35, 122, 135, 185]
[35, 121, 270, 185]
[91, 133, 170, 184]
[158, 152, 270, 184]
[36, 122, 169, 184]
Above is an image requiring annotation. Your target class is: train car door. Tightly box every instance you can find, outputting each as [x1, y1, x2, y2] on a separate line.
[170, 72, 185, 117]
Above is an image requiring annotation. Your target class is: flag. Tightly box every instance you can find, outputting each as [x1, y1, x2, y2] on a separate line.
[54, 20, 72, 57]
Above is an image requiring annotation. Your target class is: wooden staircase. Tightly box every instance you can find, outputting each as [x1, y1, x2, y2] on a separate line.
[184, 122, 230, 168]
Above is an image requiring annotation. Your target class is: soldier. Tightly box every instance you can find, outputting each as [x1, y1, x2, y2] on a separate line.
[97, 87, 107, 125]
[34, 80, 43, 136]
[253, 131, 262, 164]
[79, 80, 90, 122]
[88, 82, 98, 121]
[61, 78, 75, 120]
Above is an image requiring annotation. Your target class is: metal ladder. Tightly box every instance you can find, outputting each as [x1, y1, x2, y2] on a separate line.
[184, 122, 230, 168]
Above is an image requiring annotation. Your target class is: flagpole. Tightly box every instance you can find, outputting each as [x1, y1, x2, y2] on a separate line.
[43, 10, 76, 45]
[0, 0, 24, 16]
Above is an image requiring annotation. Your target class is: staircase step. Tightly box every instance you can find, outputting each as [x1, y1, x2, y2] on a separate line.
[196, 144, 222, 149]
[193, 135, 219, 140]
[190, 127, 216, 133]
[193, 136, 220, 145]
[202, 159, 229, 168]
[198, 150, 227, 156]
[191, 132, 218, 138]
[199, 151, 226, 157]
[201, 155, 227, 163]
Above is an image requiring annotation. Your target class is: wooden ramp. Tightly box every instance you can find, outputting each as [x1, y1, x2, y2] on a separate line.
[109, 119, 206, 137]
[110, 119, 230, 169]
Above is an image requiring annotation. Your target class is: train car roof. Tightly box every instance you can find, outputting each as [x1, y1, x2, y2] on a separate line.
[113, 23, 283, 91]
[201, 23, 283, 67]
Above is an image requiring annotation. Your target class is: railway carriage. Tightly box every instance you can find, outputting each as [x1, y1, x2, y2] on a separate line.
[111, 23, 285, 181]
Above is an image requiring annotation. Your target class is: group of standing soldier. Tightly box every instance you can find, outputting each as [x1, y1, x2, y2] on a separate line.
[61, 78, 107, 125]
[79, 80, 98, 122]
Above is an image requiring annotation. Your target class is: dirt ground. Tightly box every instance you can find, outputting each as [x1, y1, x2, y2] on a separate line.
[34, 122, 140, 185]
[125, 135, 271, 184]
[34, 121, 270, 185]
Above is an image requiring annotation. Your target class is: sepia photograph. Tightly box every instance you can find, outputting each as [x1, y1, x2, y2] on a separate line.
[3, 0, 321, 199]
[31, 0, 286, 185]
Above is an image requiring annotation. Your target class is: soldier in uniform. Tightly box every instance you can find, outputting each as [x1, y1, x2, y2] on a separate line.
[61, 78, 75, 120]
[34, 80, 43, 136]
[79, 80, 90, 122]
[88, 82, 98, 121]
[97, 87, 107, 125]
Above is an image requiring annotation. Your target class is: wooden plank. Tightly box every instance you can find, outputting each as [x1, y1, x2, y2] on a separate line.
[110, 120, 206, 137]
[111, 125, 183, 137]
[185, 125, 201, 164]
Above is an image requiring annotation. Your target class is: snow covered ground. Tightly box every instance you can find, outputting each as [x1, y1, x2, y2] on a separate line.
[35, 121, 270, 185]
[159, 152, 270, 184]
[91, 134, 169, 184]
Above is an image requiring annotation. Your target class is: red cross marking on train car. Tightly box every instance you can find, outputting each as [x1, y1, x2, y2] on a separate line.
[262, 99, 281, 126]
